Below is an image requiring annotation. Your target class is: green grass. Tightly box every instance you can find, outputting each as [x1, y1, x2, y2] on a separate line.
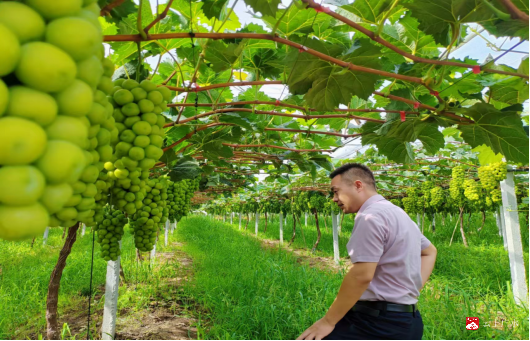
[0, 212, 528, 340]
[186, 216, 529, 340]
[0, 226, 184, 339]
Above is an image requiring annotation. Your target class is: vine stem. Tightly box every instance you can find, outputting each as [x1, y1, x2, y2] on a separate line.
[498, 0, 529, 21]
[143, 0, 175, 34]
[222, 143, 332, 153]
[169, 100, 421, 115]
[164, 107, 386, 128]
[104, 32, 529, 80]
[264, 128, 361, 138]
[300, 0, 528, 79]
[100, 0, 125, 16]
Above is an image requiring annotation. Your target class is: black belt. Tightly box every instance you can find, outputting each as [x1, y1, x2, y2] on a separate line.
[352, 301, 418, 317]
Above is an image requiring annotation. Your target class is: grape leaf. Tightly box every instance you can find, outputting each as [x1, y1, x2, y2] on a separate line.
[244, 0, 281, 17]
[488, 78, 529, 109]
[403, 0, 495, 45]
[341, 0, 397, 24]
[304, 40, 381, 111]
[362, 133, 415, 164]
[472, 144, 504, 166]
[168, 156, 201, 181]
[262, 4, 329, 36]
[385, 120, 445, 155]
[202, 0, 229, 19]
[458, 103, 529, 164]
[203, 40, 243, 72]
[380, 13, 441, 59]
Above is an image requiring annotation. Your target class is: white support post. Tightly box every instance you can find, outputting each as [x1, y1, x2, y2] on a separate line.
[332, 213, 340, 264]
[255, 212, 259, 236]
[305, 212, 308, 227]
[150, 234, 158, 265]
[171, 221, 176, 234]
[495, 209, 502, 237]
[500, 173, 528, 305]
[230, 212, 233, 225]
[500, 205, 508, 250]
[239, 213, 242, 230]
[81, 223, 86, 236]
[279, 212, 284, 245]
[164, 220, 169, 247]
[223, 214, 226, 223]
[416, 213, 421, 228]
[101, 243, 121, 340]
[43, 226, 50, 246]
[336, 213, 342, 234]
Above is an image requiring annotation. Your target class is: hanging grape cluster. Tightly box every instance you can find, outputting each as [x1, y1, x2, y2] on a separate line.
[478, 162, 507, 204]
[130, 177, 168, 252]
[109, 78, 171, 216]
[0, 0, 112, 240]
[95, 208, 128, 261]
[167, 178, 200, 222]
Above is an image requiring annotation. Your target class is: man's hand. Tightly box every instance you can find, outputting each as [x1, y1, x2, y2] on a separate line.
[296, 317, 335, 340]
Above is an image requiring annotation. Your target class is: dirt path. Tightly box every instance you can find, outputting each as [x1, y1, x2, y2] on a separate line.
[260, 238, 353, 273]
[17, 242, 198, 340]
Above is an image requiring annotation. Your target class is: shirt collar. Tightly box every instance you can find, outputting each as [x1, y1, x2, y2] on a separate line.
[357, 194, 386, 215]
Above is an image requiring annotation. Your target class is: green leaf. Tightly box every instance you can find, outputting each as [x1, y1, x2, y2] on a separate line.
[380, 13, 441, 59]
[244, 0, 281, 17]
[341, 0, 396, 24]
[160, 147, 179, 166]
[362, 133, 415, 164]
[488, 77, 529, 109]
[168, 156, 201, 181]
[310, 156, 334, 171]
[458, 103, 529, 164]
[472, 144, 504, 166]
[403, 0, 495, 45]
[385, 120, 445, 155]
[203, 140, 234, 159]
[204, 40, 243, 72]
[262, 4, 329, 36]
[218, 112, 254, 130]
[202, 165, 215, 175]
[202, 0, 229, 19]
[304, 40, 381, 110]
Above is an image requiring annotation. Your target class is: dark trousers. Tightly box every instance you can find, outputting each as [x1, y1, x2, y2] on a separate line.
[324, 303, 423, 340]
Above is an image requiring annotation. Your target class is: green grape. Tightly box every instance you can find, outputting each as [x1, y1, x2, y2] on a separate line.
[491, 189, 502, 203]
[430, 186, 444, 210]
[452, 166, 465, 187]
[463, 179, 480, 201]
[130, 177, 168, 252]
[478, 165, 497, 192]
[390, 198, 402, 208]
[110, 79, 171, 216]
[492, 162, 507, 182]
[95, 208, 127, 262]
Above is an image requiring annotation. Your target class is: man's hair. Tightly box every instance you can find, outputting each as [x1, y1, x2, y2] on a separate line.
[329, 163, 376, 190]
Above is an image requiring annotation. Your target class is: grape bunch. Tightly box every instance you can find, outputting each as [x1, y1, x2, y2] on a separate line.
[478, 162, 507, 203]
[109, 78, 172, 215]
[402, 187, 420, 214]
[95, 208, 127, 261]
[168, 178, 200, 222]
[429, 186, 444, 211]
[390, 198, 402, 208]
[452, 166, 465, 187]
[421, 181, 434, 208]
[130, 177, 168, 252]
[463, 179, 480, 201]
[0, 0, 110, 240]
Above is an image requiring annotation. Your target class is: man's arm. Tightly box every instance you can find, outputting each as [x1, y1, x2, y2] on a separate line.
[420, 243, 437, 290]
[297, 262, 377, 340]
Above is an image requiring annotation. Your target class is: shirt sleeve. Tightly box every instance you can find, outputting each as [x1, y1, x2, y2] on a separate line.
[420, 233, 431, 250]
[347, 213, 387, 263]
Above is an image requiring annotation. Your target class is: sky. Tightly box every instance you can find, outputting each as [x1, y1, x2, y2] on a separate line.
[137, 0, 529, 165]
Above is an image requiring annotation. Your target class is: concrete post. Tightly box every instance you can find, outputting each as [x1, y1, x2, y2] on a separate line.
[332, 213, 340, 264]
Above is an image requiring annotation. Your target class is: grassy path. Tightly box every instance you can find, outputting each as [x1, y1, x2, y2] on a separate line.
[178, 215, 529, 340]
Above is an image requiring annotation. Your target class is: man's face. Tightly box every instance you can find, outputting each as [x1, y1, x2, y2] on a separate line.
[330, 174, 364, 214]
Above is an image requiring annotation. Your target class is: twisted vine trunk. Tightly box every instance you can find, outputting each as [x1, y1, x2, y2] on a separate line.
[46, 222, 80, 340]
[311, 210, 321, 253]
[459, 208, 469, 247]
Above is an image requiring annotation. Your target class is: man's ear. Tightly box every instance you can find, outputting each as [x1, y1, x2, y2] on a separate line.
[354, 180, 363, 190]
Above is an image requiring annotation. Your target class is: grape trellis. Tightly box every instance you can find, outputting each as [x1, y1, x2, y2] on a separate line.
[0, 0, 528, 339]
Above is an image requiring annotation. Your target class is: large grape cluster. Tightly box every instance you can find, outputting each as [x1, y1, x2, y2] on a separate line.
[478, 162, 507, 204]
[452, 166, 465, 187]
[0, 0, 110, 240]
[429, 186, 444, 211]
[108, 79, 171, 216]
[130, 177, 168, 252]
[463, 179, 480, 201]
[95, 208, 127, 261]
[168, 178, 200, 222]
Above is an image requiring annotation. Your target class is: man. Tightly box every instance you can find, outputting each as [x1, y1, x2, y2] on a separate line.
[297, 163, 437, 340]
